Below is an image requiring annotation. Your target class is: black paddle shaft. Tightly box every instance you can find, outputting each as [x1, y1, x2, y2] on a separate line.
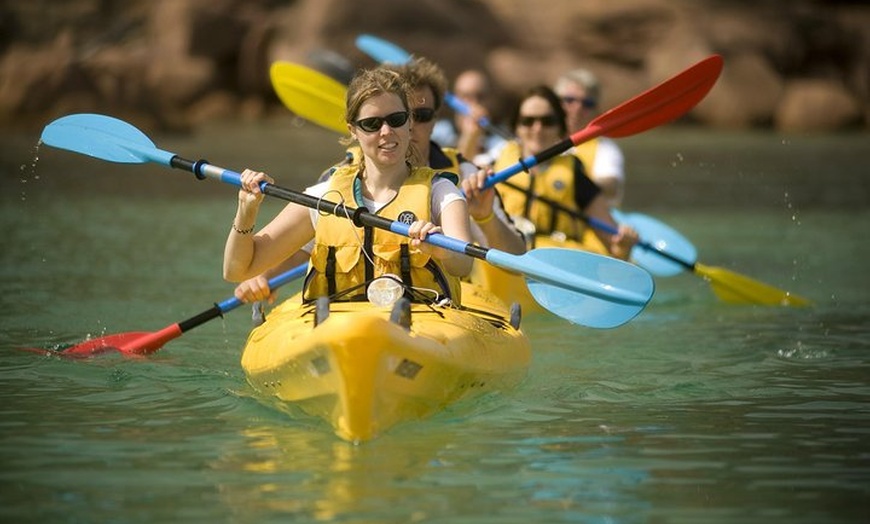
[169, 155, 491, 262]
[499, 180, 694, 271]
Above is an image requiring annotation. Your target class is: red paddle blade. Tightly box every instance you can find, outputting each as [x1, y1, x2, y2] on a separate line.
[18, 332, 150, 358]
[586, 55, 724, 140]
[22, 325, 182, 358]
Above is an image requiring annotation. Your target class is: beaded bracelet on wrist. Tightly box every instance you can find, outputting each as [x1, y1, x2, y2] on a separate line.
[231, 223, 255, 235]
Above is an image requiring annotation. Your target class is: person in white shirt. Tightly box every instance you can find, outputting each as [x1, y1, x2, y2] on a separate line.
[554, 68, 626, 208]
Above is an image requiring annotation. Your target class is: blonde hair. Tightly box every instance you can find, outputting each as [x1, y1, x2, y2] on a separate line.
[345, 68, 412, 125]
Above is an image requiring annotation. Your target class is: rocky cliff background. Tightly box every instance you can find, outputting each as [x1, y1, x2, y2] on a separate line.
[1, 0, 867, 133]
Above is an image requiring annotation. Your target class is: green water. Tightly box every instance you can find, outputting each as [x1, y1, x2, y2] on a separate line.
[1, 119, 868, 523]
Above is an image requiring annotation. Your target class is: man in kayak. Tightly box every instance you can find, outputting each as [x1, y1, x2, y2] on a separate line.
[379, 57, 526, 256]
[431, 69, 508, 166]
[226, 68, 473, 305]
[554, 68, 626, 208]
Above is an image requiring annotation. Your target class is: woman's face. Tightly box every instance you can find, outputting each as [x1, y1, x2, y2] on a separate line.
[515, 95, 562, 156]
[350, 92, 411, 168]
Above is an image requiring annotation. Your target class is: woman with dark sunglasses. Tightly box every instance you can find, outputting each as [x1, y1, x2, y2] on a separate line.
[224, 67, 474, 306]
[492, 85, 637, 261]
[554, 68, 626, 208]
[323, 57, 526, 257]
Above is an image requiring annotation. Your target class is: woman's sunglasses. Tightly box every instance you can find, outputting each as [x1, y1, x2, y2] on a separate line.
[411, 107, 436, 123]
[517, 114, 560, 128]
[353, 111, 409, 133]
[560, 96, 597, 109]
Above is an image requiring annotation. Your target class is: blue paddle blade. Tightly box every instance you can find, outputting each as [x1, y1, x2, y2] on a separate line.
[355, 34, 412, 64]
[486, 248, 654, 328]
[617, 212, 698, 277]
[523, 249, 654, 328]
[40, 114, 176, 165]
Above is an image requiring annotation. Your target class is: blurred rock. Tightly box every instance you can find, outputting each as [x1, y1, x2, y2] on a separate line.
[0, 0, 867, 132]
[693, 52, 784, 128]
[775, 79, 863, 132]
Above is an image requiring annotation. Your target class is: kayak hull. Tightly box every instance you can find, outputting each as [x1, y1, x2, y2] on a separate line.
[241, 283, 531, 442]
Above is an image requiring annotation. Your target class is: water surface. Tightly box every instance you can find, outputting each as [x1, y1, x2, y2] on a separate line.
[1, 119, 867, 522]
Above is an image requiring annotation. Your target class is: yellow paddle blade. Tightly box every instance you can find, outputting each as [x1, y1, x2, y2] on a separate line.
[269, 62, 348, 134]
[694, 263, 812, 307]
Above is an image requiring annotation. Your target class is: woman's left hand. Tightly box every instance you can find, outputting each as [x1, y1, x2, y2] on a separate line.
[461, 168, 496, 222]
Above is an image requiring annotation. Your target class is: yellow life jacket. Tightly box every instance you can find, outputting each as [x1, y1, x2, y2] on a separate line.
[494, 141, 586, 240]
[303, 164, 462, 304]
[430, 146, 462, 175]
[573, 139, 598, 177]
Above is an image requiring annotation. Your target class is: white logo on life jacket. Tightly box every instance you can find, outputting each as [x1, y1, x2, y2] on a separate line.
[397, 211, 417, 225]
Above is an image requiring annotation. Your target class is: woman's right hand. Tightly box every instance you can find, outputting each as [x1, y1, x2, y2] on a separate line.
[238, 169, 274, 208]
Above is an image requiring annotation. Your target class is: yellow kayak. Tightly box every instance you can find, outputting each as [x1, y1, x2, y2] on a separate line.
[240, 282, 531, 443]
[470, 230, 609, 313]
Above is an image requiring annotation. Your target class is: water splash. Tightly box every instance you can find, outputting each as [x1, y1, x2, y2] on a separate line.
[776, 341, 831, 361]
[19, 142, 42, 201]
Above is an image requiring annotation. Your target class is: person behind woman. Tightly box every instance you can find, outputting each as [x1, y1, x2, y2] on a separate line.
[389, 58, 526, 256]
[493, 85, 637, 260]
[225, 68, 473, 306]
[554, 68, 625, 208]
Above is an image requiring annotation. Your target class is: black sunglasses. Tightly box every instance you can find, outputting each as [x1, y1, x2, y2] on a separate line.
[517, 114, 560, 128]
[411, 107, 436, 123]
[560, 96, 596, 109]
[353, 111, 409, 133]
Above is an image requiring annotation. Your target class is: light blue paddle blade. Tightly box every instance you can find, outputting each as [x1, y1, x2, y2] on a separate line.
[485, 248, 654, 328]
[39, 113, 176, 165]
[355, 34, 412, 64]
[394, 225, 654, 328]
[618, 212, 698, 277]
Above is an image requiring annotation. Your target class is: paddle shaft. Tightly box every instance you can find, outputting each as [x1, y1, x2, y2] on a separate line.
[499, 180, 696, 271]
[51, 262, 308, 357]
[186, 262, 307, 330]
[172, 156, 491, 261]
[443, 92, 513, 140]
[118, 263, 307, 354]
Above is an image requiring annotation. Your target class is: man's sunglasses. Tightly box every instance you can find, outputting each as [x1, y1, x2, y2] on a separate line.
[411, 107, 436, 123]
[353, 111, 409, 133]
[560, 96, 596, 109]
[517, 114, 560, 128]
